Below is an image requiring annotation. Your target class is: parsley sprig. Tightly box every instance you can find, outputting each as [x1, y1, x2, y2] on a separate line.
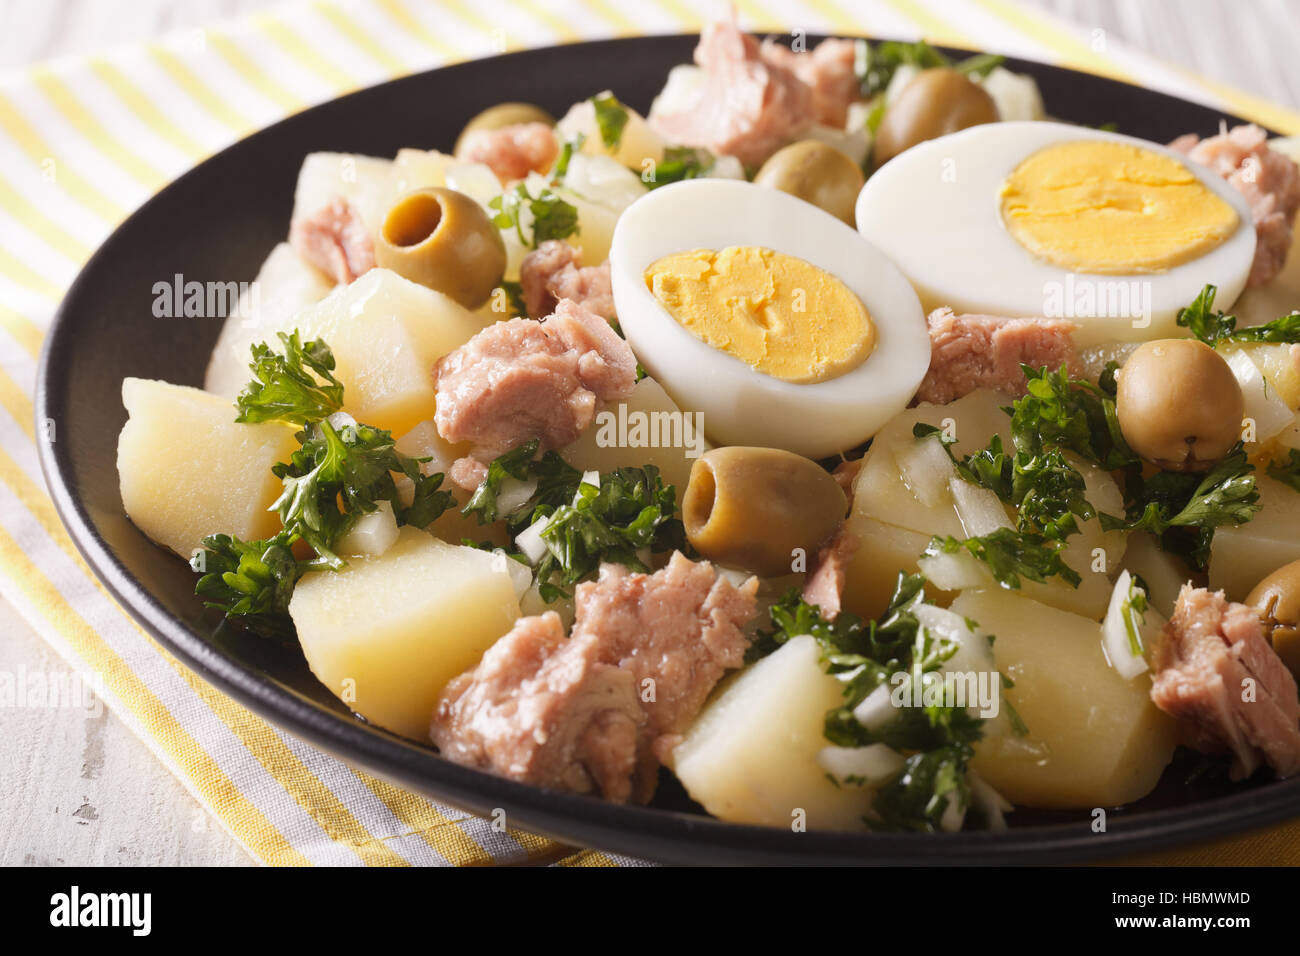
[1177, 283, 1300, 347]
[235, 331, 343, 425]
[489, 182, 579, 247]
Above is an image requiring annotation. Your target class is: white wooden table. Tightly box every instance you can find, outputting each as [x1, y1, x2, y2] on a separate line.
[1, 0, 1295, 867]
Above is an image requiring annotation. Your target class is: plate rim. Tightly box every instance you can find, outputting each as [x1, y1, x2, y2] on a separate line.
[34, 31, 1300, 865]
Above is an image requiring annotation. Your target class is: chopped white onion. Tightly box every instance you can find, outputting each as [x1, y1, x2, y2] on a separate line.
[968, 770, 1014, 831]
[1226, 349, 1294, 445]
[335, 500, 399, 558]
[949, 478, 1013, 537]
[852, 683, 897, 730]
[817, 744, 906, 786]
[495, 476, 539, 517]
[1101, 570, 1150, 680]
[917, 548, 991, 591]
[894, 435, 956, 509]
[515, 513, 554, 565]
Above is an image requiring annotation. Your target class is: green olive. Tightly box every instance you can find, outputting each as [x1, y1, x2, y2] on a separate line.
[374, 187, 506, 309]
[754, 140, 866, 225]
[454, 102, 555, 156]
[1115, 339, 1243, 472]
[873, 68, 998, 166]
[682, 446, 847, 576]
[1246, 558, 1300, 679]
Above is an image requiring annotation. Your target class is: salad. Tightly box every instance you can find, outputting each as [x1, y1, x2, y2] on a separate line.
[116, 18, 1300, 833]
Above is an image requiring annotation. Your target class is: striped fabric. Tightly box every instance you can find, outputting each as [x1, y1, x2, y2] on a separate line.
[2, 0, 1297, 867]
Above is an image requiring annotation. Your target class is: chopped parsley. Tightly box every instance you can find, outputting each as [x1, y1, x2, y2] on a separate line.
[1267, 449, 1300, 492]
[1101, 445, 1260, 570]
[590, 92, 629, 149]
[1177, 283, 1300, 347]
[1120, 575, 1150, 658]
[642, 146, 716, 189]
[853, 38, 1003, 97]
[462, 441, 687, 601]
[489, 182, 580, 247]
[924, 530, 1081, 590]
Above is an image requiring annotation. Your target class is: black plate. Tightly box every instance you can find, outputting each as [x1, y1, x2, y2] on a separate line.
[36, 33, 1299, 865]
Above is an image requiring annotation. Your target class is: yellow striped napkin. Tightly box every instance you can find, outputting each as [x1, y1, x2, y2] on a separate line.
[3, 0, 1298, 866]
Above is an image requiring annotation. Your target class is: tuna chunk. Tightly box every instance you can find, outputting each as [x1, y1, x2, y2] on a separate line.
[649, 18, 813, 168]
[916, 307, 1080, 405]
[459, 121, 560, 183]
[432, 553, 759, 802]
[1150, 584, 1300, 780]
[289, 197, 375, 285]
[431, 612, 646, 801]
[574, 552, 759, 765]
[519, 239, 616, 320]
[433, 298, 637, 489]
[1170, 124, 1300, 286]
[759, 37, 860, 129]
[801, 522, 858, 621]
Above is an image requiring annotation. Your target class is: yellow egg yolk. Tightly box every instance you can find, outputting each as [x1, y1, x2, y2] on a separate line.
[644, 246, 875, 384]
[1000, 140, 1240, 274]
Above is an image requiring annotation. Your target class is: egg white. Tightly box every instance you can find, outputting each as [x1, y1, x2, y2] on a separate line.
[855, 121, 1257, 346]
[609, 179, 929, 459]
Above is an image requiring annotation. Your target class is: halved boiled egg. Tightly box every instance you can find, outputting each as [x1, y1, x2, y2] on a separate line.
[609, 180, 929, 459]
[856, 121, 1257, 346]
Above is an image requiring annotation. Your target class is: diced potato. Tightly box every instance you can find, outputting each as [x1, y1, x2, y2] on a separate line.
[117, 378, 298, 558]
[290, 527, 521, 739]
[389, 148, 454, 198]
[672, 635, 872, 830]
[842, 515, 930, 620]
[1018, 532, 1119, 621]
[952, 589, 1178, 808]
[559, 377, 702, 493]
[1121, 531, 1193, 618]
[291, 151, 396, 238]
[1209, 476, 1300, 600]
[288, 269, 485, 436]
[204, 243, 334, 398]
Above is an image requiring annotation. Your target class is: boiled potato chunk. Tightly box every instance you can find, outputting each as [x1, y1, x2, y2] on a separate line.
[204, 242, 334, 398]
[952, 589, 1177, 808]
[672, 635, 872, 830]
[842, 515, 930, 620]
[559, 377, 701, 493]
[1121, 531, 1193, 618]
[291, 151, 396, 238]
[1209, 476, 1300, 601]
[267, 269, 485, 436]
[289, 526, 521, 740]
[118, 378, 298, 558]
